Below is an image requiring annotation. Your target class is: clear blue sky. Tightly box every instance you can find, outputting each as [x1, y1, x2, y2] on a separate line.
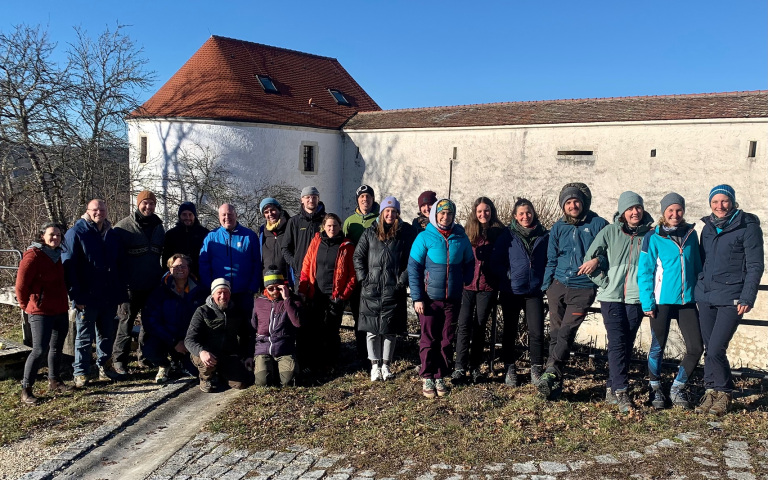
[4, 1, 766, 110]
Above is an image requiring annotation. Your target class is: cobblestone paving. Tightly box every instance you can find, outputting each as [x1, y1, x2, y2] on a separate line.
[146, 423, 768, 480]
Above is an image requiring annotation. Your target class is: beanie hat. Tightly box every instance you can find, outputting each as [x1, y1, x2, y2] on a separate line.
[137, 190, 156, 207]
[210, 278, 231, 293]
[617, 191, 643, 215]
[263, 265, 286, 288]
[435, 199, 455, 214]
[418, 191, 438, 208]
[660, 192, 685, 213]
[259, 197, 282, 213]
[356, 184, 375, 200]
[708, 184, 736, 204]
[379, 196, 400, 214]
[558, 183, 590, 211]
[178, 201, 197, 218]
[301, 186, 320, 197]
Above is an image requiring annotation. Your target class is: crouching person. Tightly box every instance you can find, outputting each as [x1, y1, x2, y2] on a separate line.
[252, 267, 302, 387]
[185, 278, 254, 392]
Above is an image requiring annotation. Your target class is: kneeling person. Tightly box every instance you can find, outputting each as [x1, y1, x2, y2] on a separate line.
[185, 279, 254, 392]
[252, 267, 302, 387]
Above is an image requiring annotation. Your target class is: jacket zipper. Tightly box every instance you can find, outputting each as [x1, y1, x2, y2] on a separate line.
[623, 231, 636, 299]
[444, 235, 451, 299]
[268, 303, 275, 356]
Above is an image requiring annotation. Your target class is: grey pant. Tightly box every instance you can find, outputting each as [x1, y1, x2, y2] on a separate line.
[366, 333, 397, 362]
[254, 354, 296, 387]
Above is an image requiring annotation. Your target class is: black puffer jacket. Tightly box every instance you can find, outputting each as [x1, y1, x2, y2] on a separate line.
[162, 219, 209, 277]
[185, 296, 253, 359]
[353, 221, 417, 335]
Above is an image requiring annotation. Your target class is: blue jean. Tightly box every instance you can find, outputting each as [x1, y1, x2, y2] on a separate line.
[74, 304, 117, 377]
[601, 302, 644, 392]
[698, 302, 740, 392]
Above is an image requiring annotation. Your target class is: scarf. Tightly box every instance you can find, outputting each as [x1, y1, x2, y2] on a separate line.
[710, 209, 740, 230]
[511, 220, 544, 253]
[29, 242, 62, 264]
[135, 210, 162, 229]
[266, 218, 282, 231]
[661, 223, 689, 247]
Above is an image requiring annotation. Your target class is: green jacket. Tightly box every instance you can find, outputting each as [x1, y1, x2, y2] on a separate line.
[584, 212, 654, 304]
[343, 203, 380, 245]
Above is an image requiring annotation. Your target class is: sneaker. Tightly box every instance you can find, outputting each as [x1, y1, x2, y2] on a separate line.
[649, 385, 667, 409]
[615, 389, 634, 414]
[669, 384, 693, 409]
[434, 378, 449, 397]
[695, 389, 716, 414]
[199, 379, 212, 393]
[381, 364, 393, 381]
[422, 379, 436, 399]
[370, 365, 382, 382]
[74, 375, 88, 389]
[504, 364, 517, 387]
[537, 372, 561, 400]
[530, 364, 543, 385]
[470, 369, 483, 384]
[605, 387, 618, 405]
[155, 366, 169, 384]
[708, 391, 732, 417]
[450, 368, 467, 385]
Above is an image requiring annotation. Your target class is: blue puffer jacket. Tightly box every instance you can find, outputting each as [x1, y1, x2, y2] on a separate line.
[490, 224, 549, 295]
[62, 217, 122, 307]
[408, 216, 474, 303]
[638, 224, 702, 312]
[542, 211, 609, 290]
[143, 272, 207, 346]
[695, 211, 764, 307]
[199, 223, 261, 294]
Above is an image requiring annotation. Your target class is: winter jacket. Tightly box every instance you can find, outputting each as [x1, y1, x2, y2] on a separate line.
[162, 219, 209, 277]
[299, 232, 357, 301]
[354, 221, 417, 335]
[412, 214, 429, 233]
[542, 211, 609, 291]
[251, 293, 302, 357]
[259, 209, 292, 284]
[16, 246, 69, 316]
[114, 212, 165, 291]
[490, 224, 549, 296]
[343, 203, 380, 245]
[199, 223, 261, 294]
[695, 211, 764, 307]
[638, 224, 702, 312]
[62, 217, 122, 307]
[408, 214, 474, 303]
[185, 297, 253, 359]
[584, 212, 654, 304]
[282, 202, 326, 284]
[143, 272, 207, 347]
[465, 227, 504, 292]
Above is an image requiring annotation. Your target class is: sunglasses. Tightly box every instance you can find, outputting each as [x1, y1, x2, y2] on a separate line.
[266, 285, 280, 292]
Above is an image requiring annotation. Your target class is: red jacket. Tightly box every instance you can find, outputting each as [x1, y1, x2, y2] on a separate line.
[16, 247, 69, 315]
[299, 233, 357, 301]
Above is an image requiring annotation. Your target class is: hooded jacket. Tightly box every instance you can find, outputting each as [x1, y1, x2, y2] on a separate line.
[114, 211, 165, 291]
[16, 245, 69, 316]
[199, 223, 261, 294]
[298, 232, 357, 301]
[584, 211, 654, 304]
[282, 201, 326, 284]
[185, 296, 253, 359]
[638, 223, 702, 312]
[490, 222, 550, 295]
[342, 203, 380, 245]
[354, 220, 417, 334]
[143, 272, 207, 346]
[162, 215, 209, 277]
[251, 293, 302, 357]
[695, 211, 764, 307]
[62, 216, 121, 307]
[542, 210, 609, 291]
[259, 209, 292, 283]
[408, 209, 474, 302]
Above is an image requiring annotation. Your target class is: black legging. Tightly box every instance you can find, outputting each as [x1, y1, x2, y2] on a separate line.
[23, 313, 68, 388]
[499, 292, 546, 366]
[648, 303, 703, 384]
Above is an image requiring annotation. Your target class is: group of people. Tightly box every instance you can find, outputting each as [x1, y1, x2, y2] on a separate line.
[14, 181, 763, 417]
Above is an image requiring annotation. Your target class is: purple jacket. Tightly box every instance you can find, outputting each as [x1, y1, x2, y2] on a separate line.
[251, 293, 302, 357]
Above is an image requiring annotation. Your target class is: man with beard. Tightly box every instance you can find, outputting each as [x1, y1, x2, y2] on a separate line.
[162, 202, 209, 278]
[282, 186, 325, 286]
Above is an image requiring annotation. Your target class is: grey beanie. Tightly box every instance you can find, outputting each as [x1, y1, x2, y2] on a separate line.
[559, 186, 586, 210]
[301, 186, 320, 197]
[210, 278, 231, 293]
[660, 192, 685, 213]
[617, 191, 644, 214]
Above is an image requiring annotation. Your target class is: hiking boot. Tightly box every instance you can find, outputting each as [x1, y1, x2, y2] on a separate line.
[669, 384, 693, 409]
[649, 384, 667, 409]
[434, 378, 449, 397]
[422, 379, 436, 399]
[199, 379, 213, 393]
[370, 364, 382, 382]
[709, 391, 732, 417]
[48, 378, 72, 393]
[450, 368, 467, 385]
[504, 364, 518, 387]
[112, 363, 128, 379]
[605, 387, 618, 405]
[74, 375, 88, 389]
[615, 389, 634, 414]
[21, 386, 38, 405]
[381, 364, 393, 381]
[695, 389, 716, 414]
[99, 365, 119, 382]
[155, 366, 169, 384]
[537, 372, 561, 400]
[530, 364, 543, 385]
[470, 369, 483, 384]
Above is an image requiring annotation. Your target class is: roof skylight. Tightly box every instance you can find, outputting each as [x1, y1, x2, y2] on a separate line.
[256, 75, 279, 94]
[329, 89, 351, 106]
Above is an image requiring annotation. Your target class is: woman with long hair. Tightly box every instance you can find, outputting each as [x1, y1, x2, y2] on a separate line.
[353, 196, 416, 381]
[16, 223, 71, 404]
[452, 197, 505, 384]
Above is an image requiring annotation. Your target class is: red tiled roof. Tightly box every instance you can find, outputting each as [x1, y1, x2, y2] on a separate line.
[131, 36, 380, 129]
[343, 91, 768, 130]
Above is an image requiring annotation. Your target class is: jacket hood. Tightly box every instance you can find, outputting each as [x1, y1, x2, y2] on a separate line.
[300, 201, 326, 220]
[701, 210, 761, 230]
[161, 270, 199, 292]
[80, 213, 113, 232]
[205, 295, 233, 312]
[428, 198, 456, 231]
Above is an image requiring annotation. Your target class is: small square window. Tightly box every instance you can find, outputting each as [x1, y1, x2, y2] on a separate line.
[139, 136, 148, 164]
[329, 89, 351, 106]
[256, 75, 279, 94]
[650, 149, 656, 158]
[748, 141, 757, 158]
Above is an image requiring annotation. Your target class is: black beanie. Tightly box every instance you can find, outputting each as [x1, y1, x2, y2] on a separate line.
[178, 201, 197, 219]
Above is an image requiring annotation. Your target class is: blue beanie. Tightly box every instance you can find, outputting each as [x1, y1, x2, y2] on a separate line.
[178, 201, 197, 218]
[259, 197, 282, 213]
[709, 184, 736, 204]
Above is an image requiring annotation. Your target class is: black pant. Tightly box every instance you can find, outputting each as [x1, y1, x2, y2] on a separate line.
[698, 302, 740, 392]
[349, 286, 368, 361]
[141, 333, 194, 372]
[113, 288, 152, 368]
[601, 302, 643, 392]
[499, 292, 545, 366]
[23, 313, 68, 388]
[298, 291, 345, 369]
[545, 280, 596, 377]
[455, 290, 496, 371]
[648, 303, 703, 384]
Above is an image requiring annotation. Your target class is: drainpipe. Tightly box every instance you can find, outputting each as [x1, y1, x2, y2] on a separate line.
[448, 147, 457, 199]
